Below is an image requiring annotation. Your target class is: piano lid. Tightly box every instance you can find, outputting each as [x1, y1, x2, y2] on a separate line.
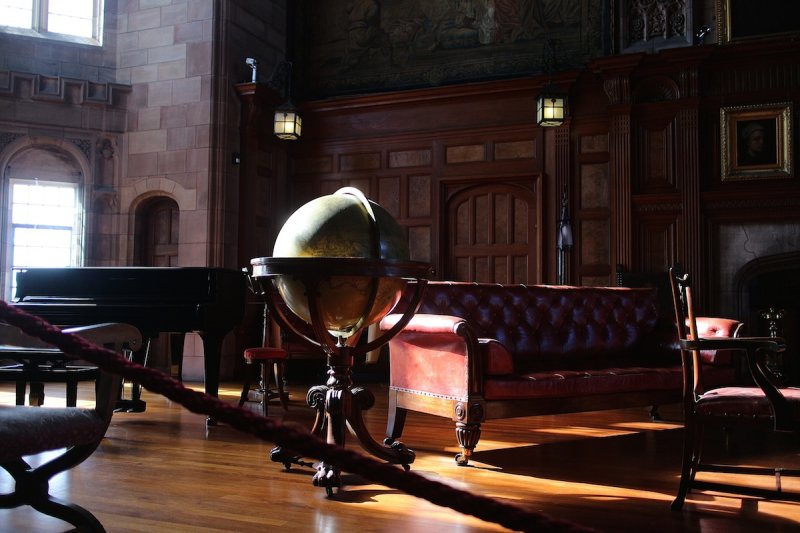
[14, 267, 245, 303]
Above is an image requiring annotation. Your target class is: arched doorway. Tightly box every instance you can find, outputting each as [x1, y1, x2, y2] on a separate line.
[134, 197, 179, 266]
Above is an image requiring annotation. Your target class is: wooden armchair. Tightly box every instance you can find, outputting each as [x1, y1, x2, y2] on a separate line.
[668, 267, 800, 510]
[0, 322, 141, 532]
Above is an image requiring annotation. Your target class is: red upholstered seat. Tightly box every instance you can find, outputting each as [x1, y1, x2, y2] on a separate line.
[244, 347, 288, 362]
[239, 346, 289, 416]
[695, 386, 800, 420]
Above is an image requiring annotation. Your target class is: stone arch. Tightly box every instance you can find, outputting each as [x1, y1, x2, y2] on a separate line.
[0, 136, 93, 292]
[122, 179, 197, 265]
[0, 136, 92, 212]
[133, 195, 180, 266]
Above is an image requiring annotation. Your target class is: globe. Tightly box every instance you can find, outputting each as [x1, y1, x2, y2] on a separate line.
[272, 187, 410, 338]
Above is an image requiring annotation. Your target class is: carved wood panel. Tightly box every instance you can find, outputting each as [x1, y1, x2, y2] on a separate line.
[632, 210, 678, 272]
[618, 0, 694, 54]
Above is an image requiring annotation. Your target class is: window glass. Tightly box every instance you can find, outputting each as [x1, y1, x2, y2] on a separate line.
[48, 0, 94, 38]
[7, 180, 81, 298]
[0, 0, 33, 29]
[0, 0, 101, 43]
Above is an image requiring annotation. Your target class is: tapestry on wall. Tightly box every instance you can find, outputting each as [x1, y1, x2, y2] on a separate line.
[296, 0, 610, 99]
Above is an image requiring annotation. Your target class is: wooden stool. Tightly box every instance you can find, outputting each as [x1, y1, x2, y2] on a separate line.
[238, 346, 288, 416]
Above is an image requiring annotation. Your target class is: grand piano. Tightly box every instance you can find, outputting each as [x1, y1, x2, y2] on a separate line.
[12, 267, 246, 414]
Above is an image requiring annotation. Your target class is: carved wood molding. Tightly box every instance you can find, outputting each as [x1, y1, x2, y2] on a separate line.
[703, 196, 800, 210]
[632, 75, 680, 103]
[592, 54, 644, 105]
[632, 202, 682, 211]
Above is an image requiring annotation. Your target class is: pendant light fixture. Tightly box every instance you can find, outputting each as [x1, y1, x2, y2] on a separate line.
[270, 61, 302, 140]
[536, 39, 568, 127]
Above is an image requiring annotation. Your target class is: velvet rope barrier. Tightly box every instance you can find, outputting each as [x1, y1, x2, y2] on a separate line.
[0, 300, 596, 533]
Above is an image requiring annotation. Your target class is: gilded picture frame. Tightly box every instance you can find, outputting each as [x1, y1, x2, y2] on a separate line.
[717, 0, 800, 44]
[720, 102, 793, 181]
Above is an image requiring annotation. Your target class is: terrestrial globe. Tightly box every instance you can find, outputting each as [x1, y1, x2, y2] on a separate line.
[271, 187, 410, 338]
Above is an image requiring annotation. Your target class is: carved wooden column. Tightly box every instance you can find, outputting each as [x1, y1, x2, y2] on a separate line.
[595, 55, 643, 272]
[669, 48, 713, 303]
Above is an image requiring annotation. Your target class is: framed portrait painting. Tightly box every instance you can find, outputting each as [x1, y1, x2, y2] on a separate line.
[720, 102, 793, 181]
[717, 0, 800, 43]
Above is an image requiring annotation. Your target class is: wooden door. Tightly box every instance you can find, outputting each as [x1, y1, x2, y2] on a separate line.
[445, 184, 539, 284]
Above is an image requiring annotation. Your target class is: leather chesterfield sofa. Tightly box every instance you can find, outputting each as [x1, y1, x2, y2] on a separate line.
[379, 281, 742, 465]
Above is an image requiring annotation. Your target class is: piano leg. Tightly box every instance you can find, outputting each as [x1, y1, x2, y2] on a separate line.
[200, 332, 224, 426]
[169, 333, 186, 380]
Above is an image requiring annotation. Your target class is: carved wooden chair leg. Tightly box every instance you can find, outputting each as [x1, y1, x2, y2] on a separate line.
[455, 422, 481, 466]
[274, 361, 288, 411]
[649, 405, 662, 421]
[14, 381, 25, 405]
[672, 418, 697, 510]
[29, 382, 45, 406]
[66, 376, 79, 407]
[259, 360, 271, 416]
[2, 445, 106, 532]
[237, 373, 252, 408]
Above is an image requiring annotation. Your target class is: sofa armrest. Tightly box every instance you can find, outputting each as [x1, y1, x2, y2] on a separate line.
[381, 313, 484, 399]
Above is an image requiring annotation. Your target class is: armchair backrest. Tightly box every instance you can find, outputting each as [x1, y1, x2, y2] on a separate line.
[668, 267, 704, 394]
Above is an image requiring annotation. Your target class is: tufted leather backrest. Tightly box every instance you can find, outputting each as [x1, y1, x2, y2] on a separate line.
[395, 282, 671, 370]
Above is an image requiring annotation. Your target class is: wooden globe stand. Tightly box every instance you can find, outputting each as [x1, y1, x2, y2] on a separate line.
[250, 257, 431, 495]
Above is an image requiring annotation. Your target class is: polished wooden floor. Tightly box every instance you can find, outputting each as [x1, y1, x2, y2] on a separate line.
[2, 379, 800, 532]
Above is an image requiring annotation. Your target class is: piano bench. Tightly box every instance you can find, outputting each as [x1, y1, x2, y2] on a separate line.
[238, 347, 289, 417]
[0, 356, 99, 407]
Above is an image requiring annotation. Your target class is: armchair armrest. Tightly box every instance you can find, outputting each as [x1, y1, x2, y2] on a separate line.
[682, 336, 785, 353]
[63, 323, 142, 353]
[1, 322, 142, 354]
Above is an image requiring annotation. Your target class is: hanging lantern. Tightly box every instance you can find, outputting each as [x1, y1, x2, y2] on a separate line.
[274, 102, 302, 140]
[536, 90, 567, 127]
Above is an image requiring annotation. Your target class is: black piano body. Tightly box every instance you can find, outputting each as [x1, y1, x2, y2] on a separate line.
[12, 267, 246, 408]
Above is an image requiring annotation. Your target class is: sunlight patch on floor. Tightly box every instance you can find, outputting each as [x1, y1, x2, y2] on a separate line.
[611, 421, 682, 430]
[532, 426, 637, 438]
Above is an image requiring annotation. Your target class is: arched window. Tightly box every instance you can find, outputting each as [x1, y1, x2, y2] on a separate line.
[2, 146, 84, 299]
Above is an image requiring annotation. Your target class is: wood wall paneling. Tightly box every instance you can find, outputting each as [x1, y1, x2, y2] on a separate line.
[259, 42, 800, 306]
[574, 128, 611, 286]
